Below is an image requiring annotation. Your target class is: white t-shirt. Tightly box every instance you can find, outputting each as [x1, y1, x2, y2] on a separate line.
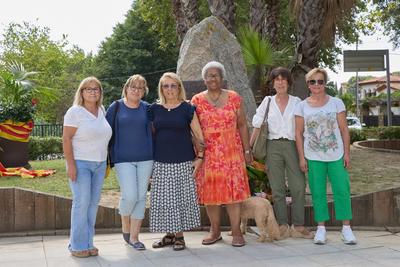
[294, 96, 346, 161]
[252, 95, 301, 140]
[63, 105, 112, 162]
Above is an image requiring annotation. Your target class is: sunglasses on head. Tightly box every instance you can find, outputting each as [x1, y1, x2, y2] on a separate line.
[307, 79, 325, 85]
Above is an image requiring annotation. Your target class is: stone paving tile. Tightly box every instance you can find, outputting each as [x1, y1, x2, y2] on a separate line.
[1, 231, 400, 266]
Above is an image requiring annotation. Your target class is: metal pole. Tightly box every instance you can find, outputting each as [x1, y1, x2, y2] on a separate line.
[355, 40, 360, 118]
[385, 49, 392, 126]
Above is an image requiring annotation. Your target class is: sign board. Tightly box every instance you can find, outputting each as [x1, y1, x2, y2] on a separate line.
[343, 50, 386, 72]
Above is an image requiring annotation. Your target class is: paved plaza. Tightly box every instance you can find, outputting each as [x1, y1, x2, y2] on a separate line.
[0, 229, 400, 267]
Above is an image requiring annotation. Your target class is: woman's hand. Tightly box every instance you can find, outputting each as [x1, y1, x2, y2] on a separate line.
[244, 151, 253, 165]
[192, 158, 203, 176]
[67, 162, 77, 182]
[299, 157, 308, 173]
[343, 153, 351, 169]
[264, 163, 269, 172]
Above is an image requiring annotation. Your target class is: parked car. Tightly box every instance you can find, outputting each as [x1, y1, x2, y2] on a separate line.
[347, 117, 364, 130]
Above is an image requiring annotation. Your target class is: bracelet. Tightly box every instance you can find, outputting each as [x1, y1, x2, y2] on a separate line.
[196, 156, 204, 159]
[244, 150, 251, 154]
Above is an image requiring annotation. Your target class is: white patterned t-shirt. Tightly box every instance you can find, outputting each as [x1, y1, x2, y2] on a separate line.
[294, 96, 346, 161]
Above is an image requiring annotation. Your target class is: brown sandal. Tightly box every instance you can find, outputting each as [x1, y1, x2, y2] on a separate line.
[152, 234, 175, 248]
[173, 236, 186, 251]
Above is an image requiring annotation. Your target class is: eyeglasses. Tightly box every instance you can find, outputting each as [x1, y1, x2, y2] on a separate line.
[161, 83, 178, 90]
[128, 86, 145, 92]
[83, 87, 100, 93]
[205, 74, 221, 80]
[307, 79, 325, 85]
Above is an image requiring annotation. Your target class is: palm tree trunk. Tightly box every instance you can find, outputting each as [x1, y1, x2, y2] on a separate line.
[172, 0, 199, 45]
[171, 0, 187, 44]
[291, 0, 326, 99]
[263, 0, 279, 47]
[250, 0, 266, 35]
[208, 0, 235, 33]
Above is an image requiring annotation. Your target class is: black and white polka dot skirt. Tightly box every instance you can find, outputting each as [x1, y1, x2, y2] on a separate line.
[150, 161, 201, 233]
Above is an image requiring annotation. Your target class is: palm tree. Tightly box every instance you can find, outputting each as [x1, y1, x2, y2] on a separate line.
[207, 0, 235, 33]
[291, 0, 355, 99]
[237, 27, 292, 100]
[250, 0, 266, 35]
[264, 0, 279, 48]
[171, 0, 199, 44]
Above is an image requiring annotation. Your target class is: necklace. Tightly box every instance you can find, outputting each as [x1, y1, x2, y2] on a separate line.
[164, 102, 180, 111]
[208, 90, 222, 107]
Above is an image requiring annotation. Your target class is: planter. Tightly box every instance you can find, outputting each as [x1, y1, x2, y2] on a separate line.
[0, 120, 33, 168]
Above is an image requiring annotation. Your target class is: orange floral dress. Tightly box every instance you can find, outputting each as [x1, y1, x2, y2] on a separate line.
[192, 90, 250, 205]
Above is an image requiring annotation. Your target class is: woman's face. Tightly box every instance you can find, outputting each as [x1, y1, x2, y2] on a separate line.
[273, 75, 289, 94]
[126, 81, 145, 102]
[204, 68, 222, 91]
[161, 77, 180, 102]
[307, 72, 326, 95]
[81, 81, 101, 104]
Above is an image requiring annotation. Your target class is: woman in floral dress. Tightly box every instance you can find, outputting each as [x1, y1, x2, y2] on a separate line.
[191, 61, 252, 247]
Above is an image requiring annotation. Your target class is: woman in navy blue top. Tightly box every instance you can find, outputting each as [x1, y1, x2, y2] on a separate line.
[149, 72, 205, 251]
[106, 74, 153, 251]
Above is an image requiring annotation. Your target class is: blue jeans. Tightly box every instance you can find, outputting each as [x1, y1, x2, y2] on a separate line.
[115, 160, 153, 219]
[68, 160, 106, 252]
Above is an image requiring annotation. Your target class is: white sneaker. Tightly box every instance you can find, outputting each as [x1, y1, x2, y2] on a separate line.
[341, 227, 357, 245]
[313, 228, 326, 245]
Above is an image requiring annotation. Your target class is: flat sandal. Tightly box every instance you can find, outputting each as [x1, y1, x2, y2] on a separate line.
[152, 234, 175, 248]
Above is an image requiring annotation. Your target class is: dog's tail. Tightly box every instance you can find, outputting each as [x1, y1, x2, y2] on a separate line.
[266, 204, 281, 241]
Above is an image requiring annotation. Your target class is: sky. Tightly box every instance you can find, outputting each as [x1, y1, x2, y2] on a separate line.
[0, 0, 399, 86]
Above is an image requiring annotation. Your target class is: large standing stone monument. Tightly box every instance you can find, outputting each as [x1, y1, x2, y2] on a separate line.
[177, 16, 257, 123]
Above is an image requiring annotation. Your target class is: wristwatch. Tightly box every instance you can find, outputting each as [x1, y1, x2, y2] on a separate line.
[245, 150, 251, 154]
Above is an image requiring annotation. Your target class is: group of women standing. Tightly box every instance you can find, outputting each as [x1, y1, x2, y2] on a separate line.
[63, 62, 356, 257]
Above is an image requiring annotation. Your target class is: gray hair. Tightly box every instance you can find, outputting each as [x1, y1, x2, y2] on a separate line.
[201, 61, 226, 80]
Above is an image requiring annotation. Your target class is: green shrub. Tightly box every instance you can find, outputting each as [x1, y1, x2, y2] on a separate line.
[28, 136, 63, 160]
[378, 126, 400, 139]
[349, 129, 366, 144]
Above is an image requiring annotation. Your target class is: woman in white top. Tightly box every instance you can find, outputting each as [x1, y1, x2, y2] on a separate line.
[250, 67, 313, 240]
[63, 77, 112, 257]
[294, 68, 356, 245]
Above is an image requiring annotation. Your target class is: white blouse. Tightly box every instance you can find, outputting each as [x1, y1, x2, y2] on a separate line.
[252, 95, 301, 141]
[63, 105, 112, 162]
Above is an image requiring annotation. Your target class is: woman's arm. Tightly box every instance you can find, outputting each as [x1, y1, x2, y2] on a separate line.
[249, 128, 261, 148]
[190, 113, 205, 175]
[237, 99, 252, 165]
[295, 115, 307, 173]
[62, 126, 78, 181]
[337, 111, 351, 168]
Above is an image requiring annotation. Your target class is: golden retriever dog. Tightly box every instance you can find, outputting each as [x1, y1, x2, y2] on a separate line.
[239, 196, 281, 242]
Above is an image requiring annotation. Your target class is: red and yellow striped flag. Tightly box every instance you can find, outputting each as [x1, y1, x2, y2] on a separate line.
[0, 162, 56, 178]
[0, 120, 34, 142]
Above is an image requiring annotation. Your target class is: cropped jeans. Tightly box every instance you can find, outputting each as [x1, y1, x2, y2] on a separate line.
[68, 160, 106, 252]
[115, 160, 153, 219]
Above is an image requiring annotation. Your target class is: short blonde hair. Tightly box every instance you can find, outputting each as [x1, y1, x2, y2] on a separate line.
[122, 74, 149, 98]
[157, 72, 187, 104]
[201, 61, 226, 80]
[73, 76, 103, 108]
[305, 68, 328, 83]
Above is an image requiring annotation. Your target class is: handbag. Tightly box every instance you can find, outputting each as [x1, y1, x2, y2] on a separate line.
[105, 100, 120, 178]
[252, 97, 271, 162]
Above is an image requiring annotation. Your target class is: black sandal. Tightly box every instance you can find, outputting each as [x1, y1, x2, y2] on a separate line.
[152, 234, 175, 248]
[173, 236, 186, 251]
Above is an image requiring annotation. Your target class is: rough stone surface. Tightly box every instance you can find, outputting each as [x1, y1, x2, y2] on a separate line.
[177, 16, 257, 123]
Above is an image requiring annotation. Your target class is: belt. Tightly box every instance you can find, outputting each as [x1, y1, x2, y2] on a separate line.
[272, 137, 290, 141]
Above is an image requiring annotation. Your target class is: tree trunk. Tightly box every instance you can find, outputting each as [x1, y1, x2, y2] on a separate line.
[171, 0, 187, 44]
[208, 0, 235, 33]
[264, 0, 279, 47]
[172, 0, 199, 45]
[291, 0, 326, 100]
[250, 0, 266, 35]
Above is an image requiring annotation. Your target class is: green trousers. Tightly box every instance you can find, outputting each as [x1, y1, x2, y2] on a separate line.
[308, 158, 353, 222]
[266, 140, 306, 225]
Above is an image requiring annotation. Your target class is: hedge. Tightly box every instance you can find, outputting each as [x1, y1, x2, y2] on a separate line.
[28, 136, 63, 160]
